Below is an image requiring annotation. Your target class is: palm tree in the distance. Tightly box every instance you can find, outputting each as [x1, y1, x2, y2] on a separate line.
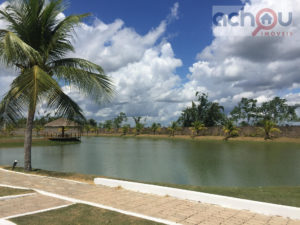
[0, 0, 114, 171]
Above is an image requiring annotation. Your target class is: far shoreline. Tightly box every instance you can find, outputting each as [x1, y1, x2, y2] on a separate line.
[83, 133, 300, 144]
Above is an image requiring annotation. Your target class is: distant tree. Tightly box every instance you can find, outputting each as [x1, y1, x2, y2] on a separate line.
[84, 124, 91, 136]
[3, 123, 15, 136]
[204, 102, 225, 127]
[151, 123, 161, 135]
[34, 125, 43, 136]
[113, 112, 127, 129]
[133, 117, 144, 135]
[168, 121, 179, 136]
[230, 98, 258, 124]
[258, 120, 281, 140]
[121, 124, 130, 136]
[223, 120, 239, 141]
[190, 121, 207, 136]
[98, 122, 104, 129]
[103, 120, 113, 133]
[87, 119, 97, 127]
[178, 92, 225, 127]
[258, 97, 297, 124]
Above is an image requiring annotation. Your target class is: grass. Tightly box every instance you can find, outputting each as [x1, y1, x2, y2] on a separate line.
[0, 138, 79, 148]
[3, 167, 97, 184]
[11, 203, 163, 225]
[150, 183, 300, 208]
[3, 167, 300, 208]
[0, 187, 33, 197]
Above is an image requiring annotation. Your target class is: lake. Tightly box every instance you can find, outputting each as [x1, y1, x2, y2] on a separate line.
[0, 137, 299, 187]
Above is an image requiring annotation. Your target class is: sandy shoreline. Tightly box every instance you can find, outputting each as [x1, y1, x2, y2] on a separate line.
[83, 134, 300, 144]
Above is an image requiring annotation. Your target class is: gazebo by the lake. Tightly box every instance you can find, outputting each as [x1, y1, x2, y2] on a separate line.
[44, 118, 81, 142]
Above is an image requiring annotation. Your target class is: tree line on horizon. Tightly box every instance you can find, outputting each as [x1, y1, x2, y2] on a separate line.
[2, 92, 298, 140]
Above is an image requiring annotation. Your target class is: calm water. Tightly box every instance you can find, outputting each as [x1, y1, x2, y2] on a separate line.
[0, 137, 300, 187]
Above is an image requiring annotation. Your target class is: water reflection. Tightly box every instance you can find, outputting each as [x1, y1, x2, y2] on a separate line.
[0, 137, 299, 187]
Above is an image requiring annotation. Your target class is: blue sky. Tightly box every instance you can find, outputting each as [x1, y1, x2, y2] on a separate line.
[66, 0, 244, 80]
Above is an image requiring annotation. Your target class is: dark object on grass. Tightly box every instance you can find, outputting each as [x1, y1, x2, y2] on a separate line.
[12, 160, 18, 170]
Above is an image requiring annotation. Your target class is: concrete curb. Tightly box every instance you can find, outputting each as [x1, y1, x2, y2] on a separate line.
[94, 178, 300, 220]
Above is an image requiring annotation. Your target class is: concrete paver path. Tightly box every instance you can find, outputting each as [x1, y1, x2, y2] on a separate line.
[0, 193, 71, 219]
[0, 169, 299, 225]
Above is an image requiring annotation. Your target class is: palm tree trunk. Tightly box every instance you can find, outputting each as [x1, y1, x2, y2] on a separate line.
[24, 108, 35, 171]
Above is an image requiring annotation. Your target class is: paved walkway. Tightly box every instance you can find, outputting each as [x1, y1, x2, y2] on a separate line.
[0, 169, 299, 225]
[0, 193, 71, 219]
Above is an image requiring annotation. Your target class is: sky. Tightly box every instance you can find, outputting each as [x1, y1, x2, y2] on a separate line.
[0, 0, 299, 125]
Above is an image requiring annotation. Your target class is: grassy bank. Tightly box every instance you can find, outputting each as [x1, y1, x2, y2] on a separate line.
[84, 133, 300, 144]
[3, 167, 300, 208]
[0, 186, 33, 197]
[11, 203, 162, 225]
[0, 137, 80, 148]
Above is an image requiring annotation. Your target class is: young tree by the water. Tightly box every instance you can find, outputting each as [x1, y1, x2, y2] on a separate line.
[151, 123, 161, 135]
[168, 121, 179, 136]
[121, 124, 130, 136]
[103, 120, 113, 133]
[113, 112, 127, 129]
[190, 121, 207, 136]
[178, 92, 225, 127]
[223, 120, 239, 141]
[0, 0, 114, 171]
[258, 120, 281, 140]
[34, 125, 43, 136]
[133, 117, 144, 135]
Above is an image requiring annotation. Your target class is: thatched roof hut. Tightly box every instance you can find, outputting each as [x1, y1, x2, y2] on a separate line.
[44, 118, 80, 128]
[44, 118, 81, 141]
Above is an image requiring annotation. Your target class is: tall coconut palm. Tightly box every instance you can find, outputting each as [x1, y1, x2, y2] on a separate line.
[0, 0, 114, 171]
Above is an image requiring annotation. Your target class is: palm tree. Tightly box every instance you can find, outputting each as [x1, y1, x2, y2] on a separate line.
[258, 120, 281, 140]
[190, 121, 207, 137]
[34, 124, 43, 136]
[168, 121, 178, 137]
[133, 117, 144, 135]
[223, 120, 239, 141]
[151, 122, 161, 135]
[121, 124, 130, 136]
[0, 0, 114, 171]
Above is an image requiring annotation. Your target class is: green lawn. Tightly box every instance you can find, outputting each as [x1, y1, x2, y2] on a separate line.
[151, 183, 300, 208]
[11, 204, 163, 225]
[3, 167, 300, 208]
[0, 187, 33, 197]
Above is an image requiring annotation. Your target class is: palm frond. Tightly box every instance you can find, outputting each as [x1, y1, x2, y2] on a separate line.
[50, 58, 114, 103]
[0, 29, 42, 67]
[46, 13, 90, 60]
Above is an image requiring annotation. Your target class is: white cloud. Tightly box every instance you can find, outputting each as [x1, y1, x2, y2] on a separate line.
[183, 0, 300, 115]
[1, 0, 300, 125]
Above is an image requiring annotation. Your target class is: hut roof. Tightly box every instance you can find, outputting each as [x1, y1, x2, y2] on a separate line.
[44, 118, 80, 128]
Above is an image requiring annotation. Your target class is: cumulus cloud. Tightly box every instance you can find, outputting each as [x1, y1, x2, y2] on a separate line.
[1, 0, 300, 125]
[64, 2, 188, 124]
[184, 0, 300, 114]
